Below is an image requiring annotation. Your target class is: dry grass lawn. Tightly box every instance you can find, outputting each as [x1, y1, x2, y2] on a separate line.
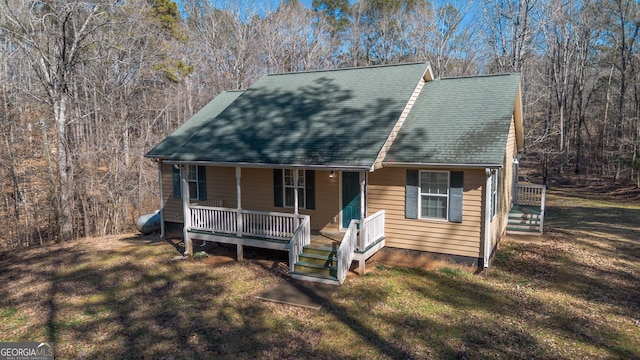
[0, 186, 639, 359]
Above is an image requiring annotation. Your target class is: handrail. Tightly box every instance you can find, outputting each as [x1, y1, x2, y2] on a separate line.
[337, 220, 358, 284]
[514, 183, 546, 234]
[515, 183, 546, 207]
[359, 210, 385, 251]
[287, 216, 311, 275]
[188, 206, 304, 240]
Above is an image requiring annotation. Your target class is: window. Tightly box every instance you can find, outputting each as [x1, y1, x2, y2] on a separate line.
[172, 165, 206, 201]
[284, 169, 305, 208]
[491, 170, 499, 218]
[273, 169, 315, 210]
[419, 171, 449, 220]
[406, 170, 463, 223]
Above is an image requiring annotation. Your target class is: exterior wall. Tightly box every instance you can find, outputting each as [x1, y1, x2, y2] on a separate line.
[368, 167, 484, 258]
[487, 118, 518, 255]
[161, 165, 340, 231]
[161, 163, 237, 224]
[240, 168, 340, 231]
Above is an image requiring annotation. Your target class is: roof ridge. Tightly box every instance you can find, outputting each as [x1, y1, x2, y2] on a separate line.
[267, 61, 429, 77]
[438, 73, 519, 81]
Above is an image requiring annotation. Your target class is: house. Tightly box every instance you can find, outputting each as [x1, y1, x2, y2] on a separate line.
[145, 62, 545, 285]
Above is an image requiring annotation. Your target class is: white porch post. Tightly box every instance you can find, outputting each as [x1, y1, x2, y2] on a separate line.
[181, 165, 192, 256]
[358, 171, 366, 274]
[293, 169, 299, 216]
[360, 171, 366, 221]
[158, 160, 165, 239]
[235, 167, 243, 260]
[236, 167, 242, 234]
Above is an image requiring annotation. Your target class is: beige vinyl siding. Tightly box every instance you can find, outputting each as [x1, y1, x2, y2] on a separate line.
[162, 165, 340, 230]
[161, 162, 183, 223]
[368, 167, 484, 258]
[161, 164, 237, 224]
[240, 168, 340, 231]
[487, 118, 518, 252]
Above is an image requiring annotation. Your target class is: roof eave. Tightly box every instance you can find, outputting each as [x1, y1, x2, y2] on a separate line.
[381, 161, 503, 169]
[164, 159, 372, 171]
[514, 81, 525, 150]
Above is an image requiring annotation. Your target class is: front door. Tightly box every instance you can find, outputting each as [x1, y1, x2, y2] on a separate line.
[341, 172, 361, 229]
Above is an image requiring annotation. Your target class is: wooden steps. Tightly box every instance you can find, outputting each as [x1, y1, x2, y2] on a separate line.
[291, 244, 340, 285]
[507, 205, 543, 235]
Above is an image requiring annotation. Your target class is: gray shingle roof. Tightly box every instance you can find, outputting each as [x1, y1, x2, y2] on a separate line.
[146, 90, 244, 158]
[384, 73, 521, 166]
[157, 62, 429, 168]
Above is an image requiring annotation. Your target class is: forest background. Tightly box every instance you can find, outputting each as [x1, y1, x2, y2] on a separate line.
[0, 0, 638, 247]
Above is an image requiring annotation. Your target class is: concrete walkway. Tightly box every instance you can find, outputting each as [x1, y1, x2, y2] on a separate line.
[256, 279, 339, 309]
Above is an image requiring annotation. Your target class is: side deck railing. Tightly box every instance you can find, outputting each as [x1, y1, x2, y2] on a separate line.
[515, 183, 546, 208]
[189, 206, 304, 240]
[514, 183, 547, 234]
[358, 210, 385, 252]
[337, 220, 358, 284]
[287, 215, 311, 274]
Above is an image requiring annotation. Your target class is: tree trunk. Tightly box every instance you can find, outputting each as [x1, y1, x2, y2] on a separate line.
[54, 95, 73, 241]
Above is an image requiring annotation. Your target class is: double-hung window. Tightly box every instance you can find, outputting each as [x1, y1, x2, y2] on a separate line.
[406, 169, 463, 223]
[419, 171, 449, 220]
[273, 169, 315, 210]
[490, 170, 499, 218]
[283, 169, 305, 208]
[172, 165, 206, 201]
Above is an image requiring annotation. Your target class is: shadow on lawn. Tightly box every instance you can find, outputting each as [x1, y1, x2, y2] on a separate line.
[376, 267, 637, 359]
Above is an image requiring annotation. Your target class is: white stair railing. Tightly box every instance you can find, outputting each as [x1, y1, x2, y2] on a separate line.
[359, 210, 385, 252]
[337, 220, 358, 284]
[287, 216, 311, 274]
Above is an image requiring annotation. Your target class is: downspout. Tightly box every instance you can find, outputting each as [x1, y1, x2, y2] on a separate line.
[484, 168, 492, 269]
[158, 160, 165, 239]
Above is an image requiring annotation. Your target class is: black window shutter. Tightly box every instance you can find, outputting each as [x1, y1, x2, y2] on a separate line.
[449, 171, 464, 223]
[197, 166, 207, 201]
[305, 170, 315, 210]
[273, 169, 283, 207]
[172, 165, 181, 199]
[405, 170, 418, 219]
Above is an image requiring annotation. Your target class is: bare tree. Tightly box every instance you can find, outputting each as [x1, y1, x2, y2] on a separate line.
[0, 0, 112, 240]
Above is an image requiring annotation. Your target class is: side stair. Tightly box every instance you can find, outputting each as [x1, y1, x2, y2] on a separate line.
[290, 244, 340, 285]
[507, 205, 543, 235]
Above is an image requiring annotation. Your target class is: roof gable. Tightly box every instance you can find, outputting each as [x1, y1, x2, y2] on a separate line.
[384, 73, 522, 167]
[162, 62, 430, 168]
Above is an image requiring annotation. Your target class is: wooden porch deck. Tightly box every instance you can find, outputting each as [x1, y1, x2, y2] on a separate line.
[185, 206, 385, 284]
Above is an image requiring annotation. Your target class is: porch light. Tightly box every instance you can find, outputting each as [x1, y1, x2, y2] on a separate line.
[329, 170, 335, 178]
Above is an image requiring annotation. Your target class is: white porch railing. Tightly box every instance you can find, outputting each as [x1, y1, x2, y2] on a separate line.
[189, 206, 304, 240]
[358, 210, 385, 252]
[287, 215, 311, 274]
[337, 220, 358, 284]
[514, 183, 546, 234]
[515, 183, 546, 208]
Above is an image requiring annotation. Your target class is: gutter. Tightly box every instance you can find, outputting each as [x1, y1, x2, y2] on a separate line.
[162, 160, 372, 172]
[383, 162, 503, 169]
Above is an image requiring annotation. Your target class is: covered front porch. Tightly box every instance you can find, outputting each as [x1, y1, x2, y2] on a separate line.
[166, 164, 385, 285]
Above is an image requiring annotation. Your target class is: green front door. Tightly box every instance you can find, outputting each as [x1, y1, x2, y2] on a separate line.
[342, 172, 361, 229]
